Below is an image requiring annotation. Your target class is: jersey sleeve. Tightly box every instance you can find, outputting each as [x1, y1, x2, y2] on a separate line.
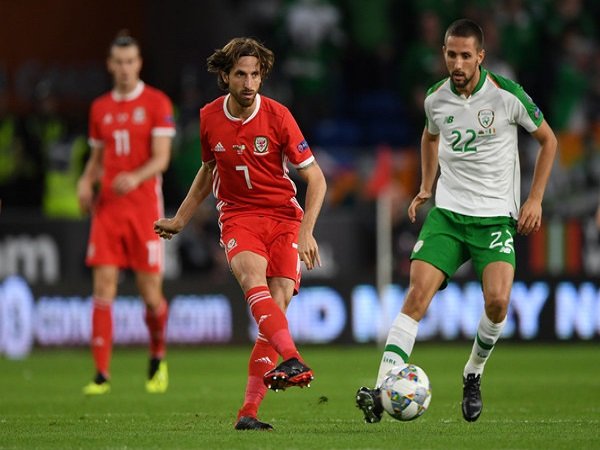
[281, 108, 314, 169]
[87, 101, 103, 148]
[423, 79, 446, 135]
[489, 72, 544, 133]
[200, 108, 215, 164]
[510, 87, 544, 133]
[424, 96, 440, 135]
[151, 93, 176, 137]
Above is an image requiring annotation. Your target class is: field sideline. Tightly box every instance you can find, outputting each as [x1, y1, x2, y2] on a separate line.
[1, 343, 598, 449]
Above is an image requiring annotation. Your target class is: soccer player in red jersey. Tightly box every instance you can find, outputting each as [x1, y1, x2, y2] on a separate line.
[77, 31, 175, 395]
[154, 37, 327, 430]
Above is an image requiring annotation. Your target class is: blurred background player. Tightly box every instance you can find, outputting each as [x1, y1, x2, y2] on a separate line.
[77, 31, 176, 395]
[356, 18, 557, 423]
[154, 37, 327, 430]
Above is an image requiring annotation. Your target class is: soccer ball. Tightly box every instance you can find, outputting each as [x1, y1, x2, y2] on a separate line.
[380, 364, 432, 421]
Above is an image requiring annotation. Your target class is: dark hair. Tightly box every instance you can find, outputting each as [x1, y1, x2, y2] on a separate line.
[444, 19, 484, 50]
[108, 30, 140, 56]
[207, 37, 274, 90]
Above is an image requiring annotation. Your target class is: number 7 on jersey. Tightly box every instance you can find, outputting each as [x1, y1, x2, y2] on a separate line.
[236, 165, 253, 189]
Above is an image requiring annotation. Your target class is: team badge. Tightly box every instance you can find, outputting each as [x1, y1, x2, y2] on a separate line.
[226, 238, 237, 251]
[254, 136, 269, 154]
[133, 107, 146, 123]
[413, 240, 424, 253]
[477, 109, 494, 128]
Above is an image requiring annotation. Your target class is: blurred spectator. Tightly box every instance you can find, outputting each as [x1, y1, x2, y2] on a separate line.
[397, 9, 446, 129]
[165, 66, 204, 204]
[342, 0, 398, 93]
[24, 80, 86, 218]
[495, 0, 541, 87]
[478, 16, 516, 80]
[411, 0, 466, 29]
[549, 25, 593, 133]
[279, 0, 345, 134]
[0, 74, 41, 210]
[175, 200, 228, 281]
[545, 0, 597, 43]
[239, 0, 284, 42]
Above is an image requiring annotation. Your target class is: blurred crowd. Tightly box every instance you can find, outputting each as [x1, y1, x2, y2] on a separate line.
[1, 0, 600, 225]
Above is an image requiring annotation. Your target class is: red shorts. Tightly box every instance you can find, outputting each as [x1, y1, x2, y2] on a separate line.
[220, 215, 301, 293]
[86, 202, 163, 273]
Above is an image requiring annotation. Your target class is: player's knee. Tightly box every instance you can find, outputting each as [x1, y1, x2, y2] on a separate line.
[142, 295, 163, 310]
[271, 295, 289, 312]
[93, 285, 117, 301]
[401, 285, 433, 320]
[484, 294, 509, 322]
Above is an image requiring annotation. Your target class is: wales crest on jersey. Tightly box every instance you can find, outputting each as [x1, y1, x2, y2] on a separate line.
[254, 136, 269, 154]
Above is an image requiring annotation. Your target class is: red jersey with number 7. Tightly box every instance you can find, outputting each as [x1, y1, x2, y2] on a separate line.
[88, 81, 176, 209]
[200, 94, 315, 223]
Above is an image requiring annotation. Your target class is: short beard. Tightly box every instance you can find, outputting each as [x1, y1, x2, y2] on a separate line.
[452, 74, 472, 89]
[232, 91, 256, 108]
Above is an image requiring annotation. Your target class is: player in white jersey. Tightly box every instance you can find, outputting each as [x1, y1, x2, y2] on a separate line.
[356, 18, 557, 423]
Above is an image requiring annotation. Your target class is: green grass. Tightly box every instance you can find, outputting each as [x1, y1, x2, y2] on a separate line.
[1, 344, 599, 449]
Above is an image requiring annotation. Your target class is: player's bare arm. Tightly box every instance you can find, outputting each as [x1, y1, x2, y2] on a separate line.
[154, 160, 215, 240]
[517, 120, 557, 235]
[77, 145, 104, 214]
[409, 129, 440, 223]
[296, 161, 327, 270]
[113, 135, 172, 195]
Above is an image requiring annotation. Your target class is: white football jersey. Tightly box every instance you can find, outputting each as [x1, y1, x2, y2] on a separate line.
[424, 67, 544, 218]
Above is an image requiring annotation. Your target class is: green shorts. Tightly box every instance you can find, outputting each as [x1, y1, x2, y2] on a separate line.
[410, 207, 517, 287]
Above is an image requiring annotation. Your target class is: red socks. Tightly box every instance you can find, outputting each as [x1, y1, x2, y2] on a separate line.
[145, 299, 168, 359]
[237, 336, 278, 419]
[91, 299, 113, 378]
[245, 286, 300, 361]
[92, 298, 168, 378]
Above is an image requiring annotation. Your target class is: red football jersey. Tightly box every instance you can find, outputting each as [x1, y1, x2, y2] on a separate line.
[200, 94, 315, 222]
[88, 81, 175, 209]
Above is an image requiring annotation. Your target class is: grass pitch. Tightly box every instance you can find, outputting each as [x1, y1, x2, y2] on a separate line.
[1, 343, 598, 449]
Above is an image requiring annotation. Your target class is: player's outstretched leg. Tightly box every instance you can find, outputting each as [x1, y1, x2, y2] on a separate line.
[263, 357, 313, 391]
[462, 373, 483, 422]
[234, 416, 274, 431]
[355, 386, 383, 423]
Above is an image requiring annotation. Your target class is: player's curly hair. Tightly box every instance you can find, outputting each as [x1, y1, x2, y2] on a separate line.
[207, 37, 274, 90]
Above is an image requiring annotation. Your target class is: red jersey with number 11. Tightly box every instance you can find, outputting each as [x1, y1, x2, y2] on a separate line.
[200, 94, 314, 223]
[88, 81, 175, 209]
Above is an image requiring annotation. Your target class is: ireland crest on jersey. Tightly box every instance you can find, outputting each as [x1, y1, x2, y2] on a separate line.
[254, 136, 269, 154]
[477, 109, 494, 128]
